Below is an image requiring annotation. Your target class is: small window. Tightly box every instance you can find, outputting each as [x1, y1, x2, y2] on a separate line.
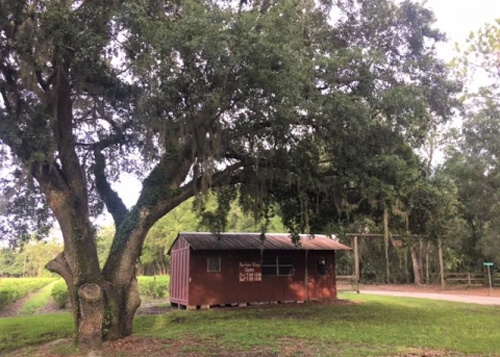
[262, 266, 277, 276]
[278, 266, 293, 275]
[262, 256, 277, 276]
[262, 256, 294, 276]
[207, 257, 221, 272]
[278, 256, 293, 276]
[318, 257, 327, 275]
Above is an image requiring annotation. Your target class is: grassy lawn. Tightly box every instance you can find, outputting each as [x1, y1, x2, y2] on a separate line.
[0, 313, 74, 352]
[1, 293, 500, 356]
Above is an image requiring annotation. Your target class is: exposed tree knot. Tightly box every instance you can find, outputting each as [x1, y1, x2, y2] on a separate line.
[78, 284, 103, 303]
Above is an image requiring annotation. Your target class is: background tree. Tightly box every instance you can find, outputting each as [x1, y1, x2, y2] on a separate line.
[0, 239, 60, 277]
[443, 18, 500, 270]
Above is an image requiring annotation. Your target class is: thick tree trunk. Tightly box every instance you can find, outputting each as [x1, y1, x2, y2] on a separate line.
[101, 276, 141, 341]
[47, 234, 142, 347]
[40, 181, 104, 348]
[77, 284, 105, 347]
[46, 251, 105, 350]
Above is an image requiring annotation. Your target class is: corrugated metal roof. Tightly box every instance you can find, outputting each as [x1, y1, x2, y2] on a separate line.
[168, 232, 351, 253]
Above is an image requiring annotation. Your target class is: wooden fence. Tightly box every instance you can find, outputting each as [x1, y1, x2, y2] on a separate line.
[445, 272, 500, 287]
[336, 275, 360, 293]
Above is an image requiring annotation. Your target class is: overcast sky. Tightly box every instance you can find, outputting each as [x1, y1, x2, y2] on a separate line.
[428, 0, 500, 62]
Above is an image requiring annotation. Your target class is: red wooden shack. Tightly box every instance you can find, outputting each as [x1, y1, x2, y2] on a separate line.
[168, 232, 351, 309]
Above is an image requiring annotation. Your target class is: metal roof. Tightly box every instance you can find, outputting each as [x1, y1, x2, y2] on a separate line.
[168, 232, 352, 253]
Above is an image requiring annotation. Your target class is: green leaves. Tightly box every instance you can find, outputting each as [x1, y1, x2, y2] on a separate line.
[1, 0, 464, 272]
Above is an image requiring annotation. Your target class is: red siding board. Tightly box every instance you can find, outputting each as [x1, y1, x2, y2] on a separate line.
[169, 238, 190, 305]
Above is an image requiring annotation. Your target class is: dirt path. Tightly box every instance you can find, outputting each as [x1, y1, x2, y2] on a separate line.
[0, 282, 58, 318]
[360, 288, 500, 305]
[0, 292, 34, 318]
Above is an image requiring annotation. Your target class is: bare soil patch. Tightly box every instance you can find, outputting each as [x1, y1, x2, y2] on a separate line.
[7, 336, 280, 357]
[39, 298, 68, 315]
[379, 350, 482, 357]
[6, 336, 483, 357]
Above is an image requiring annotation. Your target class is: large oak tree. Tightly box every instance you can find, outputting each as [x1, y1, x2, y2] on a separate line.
[1, 0, 458, 348]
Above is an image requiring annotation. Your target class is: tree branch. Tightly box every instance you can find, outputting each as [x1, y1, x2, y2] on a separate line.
[89, 115, 134, 227]
[45, 252, 73, 285]
[103, 157, 244, 282]
[52, 58, 87, 193]
[93, 147, 129, 226]
[35, 70, 49, 92]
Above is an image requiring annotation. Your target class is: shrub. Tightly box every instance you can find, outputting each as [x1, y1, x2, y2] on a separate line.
[0, 278, 55, 310]
[137, 275, 170, 299]
[51, 280, 69, 309]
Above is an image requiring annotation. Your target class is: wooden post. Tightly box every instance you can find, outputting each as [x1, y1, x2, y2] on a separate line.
[23, 254, 27, 278]
[418, 239, 424, 284]
[383, 208, 390, 283]
[354, 236, 360, 281]
[425, 241, 430, 284]
[487, 265, 493, 296]
[438, 238, 445, 289]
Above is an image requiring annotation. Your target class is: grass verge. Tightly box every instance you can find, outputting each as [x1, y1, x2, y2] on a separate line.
[1, 293, 500, 356]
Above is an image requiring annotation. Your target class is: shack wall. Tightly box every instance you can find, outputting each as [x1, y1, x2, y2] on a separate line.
[186, 250, 337, 306]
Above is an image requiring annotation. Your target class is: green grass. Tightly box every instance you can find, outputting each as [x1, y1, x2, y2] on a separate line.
[0, 313, 74, 352]
[18, 281, 57, 316]
[1, 293, 500, 356]
[0, 278, 56, 310]
[135, 293, 500, 356]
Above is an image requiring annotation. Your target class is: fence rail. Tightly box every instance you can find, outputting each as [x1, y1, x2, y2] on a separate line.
[337, 275, 357, 281]
[445, 272, 500, 287]
[336, 274, 360, 293]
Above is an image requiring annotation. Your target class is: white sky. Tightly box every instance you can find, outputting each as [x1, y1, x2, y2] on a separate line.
[422, 0, 500, 166]
[428, 0, 500, 61]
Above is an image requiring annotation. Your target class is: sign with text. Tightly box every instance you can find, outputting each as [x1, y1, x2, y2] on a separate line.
[483, 262, 494, 267]
[239, 262, 262, 282]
